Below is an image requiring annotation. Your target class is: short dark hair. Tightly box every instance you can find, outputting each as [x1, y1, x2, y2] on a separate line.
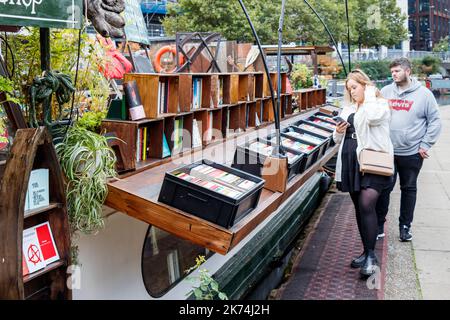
[389, 57, 412, 70]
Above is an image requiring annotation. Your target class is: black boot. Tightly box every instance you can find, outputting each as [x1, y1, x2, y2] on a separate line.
[360, 250, 379, 277]
[350, 252, 366, 268]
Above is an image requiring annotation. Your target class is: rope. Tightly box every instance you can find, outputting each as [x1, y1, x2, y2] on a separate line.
[29, 70, 75, 128]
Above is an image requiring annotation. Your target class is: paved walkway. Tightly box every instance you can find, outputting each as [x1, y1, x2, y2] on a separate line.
[275, 105, 450, 300]
[406, 104, 450, 299]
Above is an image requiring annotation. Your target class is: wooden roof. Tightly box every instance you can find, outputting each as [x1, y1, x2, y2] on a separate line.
[263, 45, 334, 56]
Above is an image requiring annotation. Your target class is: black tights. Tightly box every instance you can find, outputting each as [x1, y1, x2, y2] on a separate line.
[350, 188, 380, 252]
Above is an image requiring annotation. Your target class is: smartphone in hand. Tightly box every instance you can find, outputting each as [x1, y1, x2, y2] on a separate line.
[332, 116, 347, 124]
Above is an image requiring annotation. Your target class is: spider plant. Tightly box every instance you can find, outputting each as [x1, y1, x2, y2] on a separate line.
[56, 125, 117, 234]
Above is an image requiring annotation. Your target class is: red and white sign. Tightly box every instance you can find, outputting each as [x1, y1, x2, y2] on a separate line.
[388, 99, 414, 112]
[22, 222, 60, 276]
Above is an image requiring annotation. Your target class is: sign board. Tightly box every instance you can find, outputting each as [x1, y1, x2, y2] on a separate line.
[0, 0, 82, 29]
[123, 0, 149, 45]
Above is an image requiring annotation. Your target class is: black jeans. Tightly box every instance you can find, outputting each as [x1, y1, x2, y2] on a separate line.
[376, 153, 424, 228]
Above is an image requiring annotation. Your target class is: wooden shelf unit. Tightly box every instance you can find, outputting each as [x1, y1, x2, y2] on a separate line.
[102, 72, 325, 174]
[105, 108, 338, 255]
[293, 88, 327, 110]
[0, 127, 71, 300]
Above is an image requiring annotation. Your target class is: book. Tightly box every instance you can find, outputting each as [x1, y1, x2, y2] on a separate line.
[311, 118, 335, 130]
[162, 133, 171, 158]
[284, 131, 324, 145]
[106, 97, 126, 120]
[248, 141, 300, 164]
[207, 112, 213, 142]
[143, 127, 147, 161]
[124, 80, 146, 120]
[35, 222, 60, 265]
[22, 226, 46, 275]
[192, 119, 202, 148]
[255, 113, 261, 127]
[27, 169, 49, 211]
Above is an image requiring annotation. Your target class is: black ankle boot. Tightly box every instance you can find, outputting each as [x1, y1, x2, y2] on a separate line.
[360, 250, 379, 277]
[350, 252, 366, 268]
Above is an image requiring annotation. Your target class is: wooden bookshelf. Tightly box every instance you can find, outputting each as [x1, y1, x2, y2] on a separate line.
[0, 127, 71, 300]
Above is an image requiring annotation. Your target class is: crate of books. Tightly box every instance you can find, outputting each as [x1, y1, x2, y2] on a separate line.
[264, 132, 320, 172]
[313, 112, 338, 125]
[232, 138, 305, 180]
[282, 126, 331, 158]
[293, 120, 335, 146]
[158, 160, 265, 228]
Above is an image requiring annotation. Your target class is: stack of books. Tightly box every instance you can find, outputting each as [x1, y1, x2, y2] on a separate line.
[135, 127, 150, 162]
[157, 78, 170, 115]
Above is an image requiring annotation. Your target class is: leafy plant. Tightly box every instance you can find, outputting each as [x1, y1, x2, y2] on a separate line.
[55, 126, 117, 234]
[0, 76, 20, 105]
[186, 255, 228, 300]
[76, 110, 107, 133]
[290, 64, 313, 89]
[354, 60, 391, 80]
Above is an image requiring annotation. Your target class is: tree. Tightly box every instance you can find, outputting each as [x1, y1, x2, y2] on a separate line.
[162, 0, 407, 48]
[433, 36, 450, 52]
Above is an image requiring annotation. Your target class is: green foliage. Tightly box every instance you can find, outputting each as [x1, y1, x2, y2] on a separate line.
[0, 76, 20, 105]
[290, 64, 313, 89]
[186, 256, 228, 300]
[162, 0, 407, 47]
[353, 60, 391, 80]
[76, 110, 107, 133]
[420, 55, 442, 75]
[55, 126, 117, 234]
[433, 36, 449, 52]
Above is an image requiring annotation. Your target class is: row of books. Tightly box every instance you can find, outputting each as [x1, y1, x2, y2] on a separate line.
[284, 130, 325, 145]
[314, 114, 337, 124]
[172, 164, 257, 199]
[157, 78, 171, 115]
[136, 128, 171, 161]
[247, 141, 300, 164]
[310, 118, 336, 130]
[297, 123, 333, 138]
[269, 136, 315, 154]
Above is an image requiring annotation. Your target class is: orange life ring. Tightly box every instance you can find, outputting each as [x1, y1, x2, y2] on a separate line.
[154, 45, 184, 73]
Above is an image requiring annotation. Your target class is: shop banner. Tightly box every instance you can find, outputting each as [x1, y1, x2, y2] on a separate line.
[0, 0, 82, 29]
[123, 0, 149, 45]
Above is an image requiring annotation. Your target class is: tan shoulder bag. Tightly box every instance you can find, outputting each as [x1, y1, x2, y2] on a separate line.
[359, 149, 394, 176]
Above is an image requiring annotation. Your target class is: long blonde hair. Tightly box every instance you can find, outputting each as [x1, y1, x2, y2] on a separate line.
[343, 69, 381, 105]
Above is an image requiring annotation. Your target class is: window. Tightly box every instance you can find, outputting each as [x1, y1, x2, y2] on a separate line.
[141, 226, 213, 297]
[409, 0, 416, 14]
[419, 0, 430, 12]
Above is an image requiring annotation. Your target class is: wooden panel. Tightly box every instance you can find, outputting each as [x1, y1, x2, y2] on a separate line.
[238, 74, 249, 102]
[229, 74, 240, 104]
[144, 120, 164, 159]
[210, 74, 220, 108]
[200, 75, 212, 108]
[124, 74, 160, 119]
[221, 75, 231, 105]
[247, 102, 257, 128]
[254, 74, 264, 98]
[262, 98, 274, 122]
[101, 121, 137, 171]
[106, 184, 233, 255]
[247, 74, 255, 101]
[178, 74, 193, 112]
[194, 110, 208, 145]
[182, 113, 194, 150]
[211, 109, 223, 141]
[166, 76, 179, 114]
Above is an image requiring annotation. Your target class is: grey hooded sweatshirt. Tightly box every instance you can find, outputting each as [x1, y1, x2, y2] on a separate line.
[380, 78, 442, 156]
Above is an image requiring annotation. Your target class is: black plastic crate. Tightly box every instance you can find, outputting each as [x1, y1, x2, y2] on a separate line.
[232, 137, 305, 180]
[158, 160, 265, 229]
[292, 120, 335, 147]
[282, 126, 331, 158]
[263, 133, 320, 171]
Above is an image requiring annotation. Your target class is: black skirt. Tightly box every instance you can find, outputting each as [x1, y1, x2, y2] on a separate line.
[337, 114, 393, 193]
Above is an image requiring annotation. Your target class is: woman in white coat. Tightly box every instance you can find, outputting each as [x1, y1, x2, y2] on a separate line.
[333, 69, 393, 277]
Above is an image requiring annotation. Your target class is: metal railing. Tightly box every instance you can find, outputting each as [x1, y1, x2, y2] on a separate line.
[337, 50, 450, 62]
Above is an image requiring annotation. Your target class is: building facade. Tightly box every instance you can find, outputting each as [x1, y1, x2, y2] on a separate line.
[408, 0, 450, 51]
[141, 0, 177, 39]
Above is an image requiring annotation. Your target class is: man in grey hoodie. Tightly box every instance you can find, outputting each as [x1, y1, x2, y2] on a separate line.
[376, 57, 442, 242]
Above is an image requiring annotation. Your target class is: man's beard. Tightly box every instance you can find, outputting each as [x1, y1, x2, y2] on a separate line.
[395, 74, 409, 86]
